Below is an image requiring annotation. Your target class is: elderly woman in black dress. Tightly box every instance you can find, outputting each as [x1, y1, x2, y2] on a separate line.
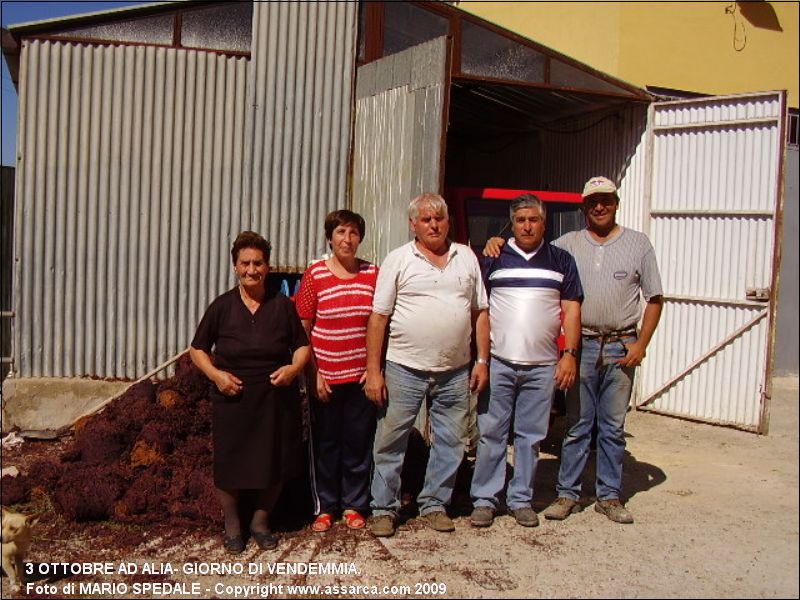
[189, 231, 310, 553]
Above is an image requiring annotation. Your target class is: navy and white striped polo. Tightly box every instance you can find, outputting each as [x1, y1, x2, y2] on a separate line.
[483, 239, 583, 365]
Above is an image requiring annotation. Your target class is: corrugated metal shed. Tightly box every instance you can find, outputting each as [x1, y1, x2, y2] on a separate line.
[352, 36, 449, 265]
[14, 40, 249, 378]
[3, 1, 656, 383]
[246, 1, 357, 271]
[8, 2, 358, 378]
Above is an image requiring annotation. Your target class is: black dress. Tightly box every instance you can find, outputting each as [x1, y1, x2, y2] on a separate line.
[191, 287, 309, 489]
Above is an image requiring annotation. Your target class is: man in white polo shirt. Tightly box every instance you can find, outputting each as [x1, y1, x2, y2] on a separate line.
[365, 193, 490, 538]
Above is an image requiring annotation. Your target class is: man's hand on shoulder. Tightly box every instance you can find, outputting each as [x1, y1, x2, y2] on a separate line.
[483, 237, 506, 258]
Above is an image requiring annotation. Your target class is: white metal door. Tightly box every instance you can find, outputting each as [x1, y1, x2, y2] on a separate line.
[637, 91, 786, 432]
[351, 37, 451, 265]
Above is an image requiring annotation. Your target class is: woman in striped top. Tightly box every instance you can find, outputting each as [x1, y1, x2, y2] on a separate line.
[296, 210, 378, 532]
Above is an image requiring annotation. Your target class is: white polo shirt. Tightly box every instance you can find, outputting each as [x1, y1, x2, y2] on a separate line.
[372, 240, 488, 372]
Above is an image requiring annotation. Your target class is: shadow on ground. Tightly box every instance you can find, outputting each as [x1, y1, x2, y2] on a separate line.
[398, 413, 667, 519]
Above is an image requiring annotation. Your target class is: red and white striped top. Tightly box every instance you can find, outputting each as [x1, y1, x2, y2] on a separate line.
[295, 259, 378, 385]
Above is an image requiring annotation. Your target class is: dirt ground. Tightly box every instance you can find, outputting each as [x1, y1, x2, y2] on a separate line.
[2, 377, 798, 599]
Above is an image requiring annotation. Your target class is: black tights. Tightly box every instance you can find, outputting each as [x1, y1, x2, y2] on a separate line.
[216, 486, 283, 536]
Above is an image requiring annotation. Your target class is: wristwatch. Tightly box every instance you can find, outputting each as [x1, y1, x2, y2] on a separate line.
[561, 348, 578, 358]
[476, 357, 489, 365]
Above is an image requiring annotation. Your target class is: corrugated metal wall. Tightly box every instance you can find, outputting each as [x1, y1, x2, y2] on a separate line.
[540, 104, 650, 232]
[12, 3, 360, 379]
[14, 40, 249, 378]
[351, 37, 449, 265]
[638, 92, 784, 431]
[246, 1, 357, 270]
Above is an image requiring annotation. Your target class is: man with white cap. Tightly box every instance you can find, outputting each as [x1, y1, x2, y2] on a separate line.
[484, 176, 663, 523]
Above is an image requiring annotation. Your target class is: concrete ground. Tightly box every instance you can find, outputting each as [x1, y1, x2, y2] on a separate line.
[3, 378, 798, 599]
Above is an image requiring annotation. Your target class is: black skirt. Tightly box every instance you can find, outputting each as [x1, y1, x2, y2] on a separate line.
[211, 378, 303, 489]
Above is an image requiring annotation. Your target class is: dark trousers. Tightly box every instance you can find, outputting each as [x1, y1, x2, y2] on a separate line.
[312, 382, 377, 514]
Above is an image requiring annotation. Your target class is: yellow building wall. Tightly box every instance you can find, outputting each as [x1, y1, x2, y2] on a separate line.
[460, 1, 799, 107]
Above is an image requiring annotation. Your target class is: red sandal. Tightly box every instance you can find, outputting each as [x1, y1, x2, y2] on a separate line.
[311, 513, 333, 532]
[343, 510, 366, 530]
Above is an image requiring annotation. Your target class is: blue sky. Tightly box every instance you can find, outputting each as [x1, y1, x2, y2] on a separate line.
[1, 1, 155, 166]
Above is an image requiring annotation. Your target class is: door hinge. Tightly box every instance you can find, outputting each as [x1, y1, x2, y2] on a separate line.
[745, 287, 770, 302]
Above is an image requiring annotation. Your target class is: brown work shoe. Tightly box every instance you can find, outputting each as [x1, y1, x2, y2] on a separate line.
[543, 497, 581, 520]
[422, 511, 455, 532]
[594, 499, 634, 524]
[370, 515, 396, 537]
[510, 506, 539, 527]
[470, 506, 494, 528]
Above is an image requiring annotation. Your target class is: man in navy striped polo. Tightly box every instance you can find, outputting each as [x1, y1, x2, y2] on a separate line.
[470, 194, 583, 529]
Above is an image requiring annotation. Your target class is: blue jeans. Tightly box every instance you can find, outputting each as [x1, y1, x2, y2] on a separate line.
[471, 358, 555, 511]
[557, 335, 636, 501]
[371, 361, 470, 517]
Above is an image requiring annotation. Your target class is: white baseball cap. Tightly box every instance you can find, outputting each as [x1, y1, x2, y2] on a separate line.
[582, 176, 618, 198]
